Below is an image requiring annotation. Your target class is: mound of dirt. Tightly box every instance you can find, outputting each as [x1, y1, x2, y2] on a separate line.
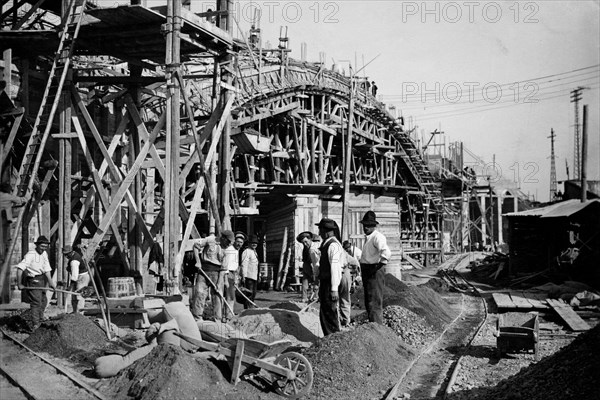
[24, 313, 108, 358]
[269, 301, 305, 312]
[449, 324, 600, 400]
[383, 276, 457, 331]
[106, 343, 230, 400]
[232, 308, 323, 345]
[303, 323, 416, 400]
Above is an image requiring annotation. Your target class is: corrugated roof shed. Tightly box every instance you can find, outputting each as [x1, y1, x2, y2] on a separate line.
[504, 199, 600, 218]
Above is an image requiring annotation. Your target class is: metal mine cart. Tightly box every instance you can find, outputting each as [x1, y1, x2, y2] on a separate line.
[176, 331, 313, 399]
[495, 312, 540, 361]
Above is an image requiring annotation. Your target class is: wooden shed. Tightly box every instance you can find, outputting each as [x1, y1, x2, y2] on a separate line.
[505, 199, 600, 286]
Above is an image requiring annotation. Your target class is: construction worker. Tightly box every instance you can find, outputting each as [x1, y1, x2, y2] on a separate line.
[240, 235, 259, 308]
[359, 211, 391, 324]
[16, 235, 57, 331]
[190, 234, 224, 321]
[219, 230, 239, 322]
[343, 240, 362, 293]
[296, 231, 319, 302]
[315, 218, 344, 335]
[63, 244, 90, 314]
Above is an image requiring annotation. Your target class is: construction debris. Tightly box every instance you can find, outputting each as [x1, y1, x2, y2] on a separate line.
[466, 252, 509, 282]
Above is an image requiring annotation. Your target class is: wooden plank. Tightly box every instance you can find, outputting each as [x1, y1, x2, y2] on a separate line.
[546, 299, 590, 332]
[509, 291, 534, 309]
[522, 292, 549, 309]
[83, 308, 150, 329]
[492, 292, 515, 309]
[529, 292, 550, 308]
[403, 254, 424, 269]
[230, 340, 245, 385]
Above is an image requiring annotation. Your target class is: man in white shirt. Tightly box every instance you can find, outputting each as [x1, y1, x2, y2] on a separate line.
[63, 245, 90, 314]
[359, 211, 391, 324]
[315, 218, 344, 335]
[16, 235, 56, 331]
[240, 234, 259, 308]
[220, 230, 239, 321]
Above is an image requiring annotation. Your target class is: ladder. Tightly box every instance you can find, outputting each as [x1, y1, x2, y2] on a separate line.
[14, 0, 87, 197]
[229, 169, 241, 214]
[0, 0, 88, 293]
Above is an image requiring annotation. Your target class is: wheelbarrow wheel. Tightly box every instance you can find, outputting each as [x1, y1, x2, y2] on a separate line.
[273, 351, 313, 399]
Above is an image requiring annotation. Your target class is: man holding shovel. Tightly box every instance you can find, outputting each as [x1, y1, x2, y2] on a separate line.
[16, 235, 56, 331]
[63, 245, 90, 314]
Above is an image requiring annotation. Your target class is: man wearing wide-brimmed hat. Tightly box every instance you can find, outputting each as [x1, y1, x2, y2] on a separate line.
[359, 211, 391, 324]
[315, 218, 344, 335]
[63, 244, 89, 314]
[16, 235, 57, 331]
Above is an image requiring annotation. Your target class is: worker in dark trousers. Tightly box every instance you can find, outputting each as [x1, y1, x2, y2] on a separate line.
[359, 211, 391, 324]
[16, 236, 56, 331]
[315, 218, 344, 335]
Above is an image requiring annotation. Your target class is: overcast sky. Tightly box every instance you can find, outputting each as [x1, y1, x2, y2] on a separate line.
[181, 0, 600, 202]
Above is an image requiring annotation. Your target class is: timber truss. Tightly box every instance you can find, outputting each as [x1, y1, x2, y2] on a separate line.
[0, 1, 443, 298]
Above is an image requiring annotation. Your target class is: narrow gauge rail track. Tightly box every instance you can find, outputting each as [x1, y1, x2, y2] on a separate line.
[385, 254, 489, 399]
[0, 328, 107, 400]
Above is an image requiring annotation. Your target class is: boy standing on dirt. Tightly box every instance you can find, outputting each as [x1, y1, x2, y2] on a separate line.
[16, 236, 56, 331]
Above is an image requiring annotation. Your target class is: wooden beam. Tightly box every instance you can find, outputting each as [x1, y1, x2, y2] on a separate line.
[83, 118, 160, 261]
[232, 101, 299, 127]
[73, 117, 131, 271]
[72, 88, 154, 246]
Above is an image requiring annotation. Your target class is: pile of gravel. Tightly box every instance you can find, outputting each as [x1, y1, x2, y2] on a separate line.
[302, 323, 416, 399]
[353, 306, 438, 349]
[24, 313, 108, 358]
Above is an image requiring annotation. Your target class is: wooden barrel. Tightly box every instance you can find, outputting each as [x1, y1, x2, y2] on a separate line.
[107, 277, 136, 298]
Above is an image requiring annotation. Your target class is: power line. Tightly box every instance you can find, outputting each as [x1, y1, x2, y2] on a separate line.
[381, 67, 600, 103]
[391, 73, 600, 109]
[380, 64, 600, 100]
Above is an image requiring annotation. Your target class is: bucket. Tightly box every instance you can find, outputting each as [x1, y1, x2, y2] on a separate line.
[107, 277, 136, 298]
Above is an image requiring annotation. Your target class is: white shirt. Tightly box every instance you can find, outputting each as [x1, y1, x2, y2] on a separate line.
[222, 245, 239, 272]
[322, 237, 344, 291]
[241, 248, 259, 280]
[16, 250, 52, 277]
[69, 259, 82, 281]
[360, 230, 391, 264]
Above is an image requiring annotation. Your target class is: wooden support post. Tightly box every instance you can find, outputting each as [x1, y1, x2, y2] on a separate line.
[164, 0, 182, 292]
[341, 74, 355, 240]
[128, 67, 143, 294]
[318, 96, 325, 183]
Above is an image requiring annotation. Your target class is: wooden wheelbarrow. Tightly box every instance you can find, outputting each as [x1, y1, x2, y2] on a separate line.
[175, 332, 313, 399]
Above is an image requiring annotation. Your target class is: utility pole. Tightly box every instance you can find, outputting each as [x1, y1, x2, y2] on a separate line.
[581, 105, 588, 202]
[570, 87, 585, 180]
[548, 128, 557, 201]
